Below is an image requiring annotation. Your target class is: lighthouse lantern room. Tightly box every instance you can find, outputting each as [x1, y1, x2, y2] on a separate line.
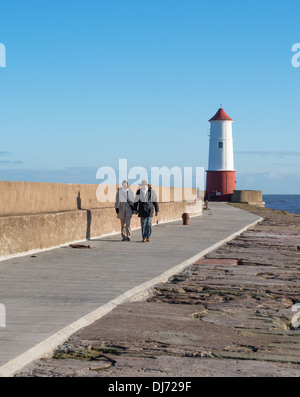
[205, 107, 236, 201]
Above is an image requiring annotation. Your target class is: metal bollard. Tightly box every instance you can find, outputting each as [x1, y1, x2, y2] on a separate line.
[182, 213, 189, 225]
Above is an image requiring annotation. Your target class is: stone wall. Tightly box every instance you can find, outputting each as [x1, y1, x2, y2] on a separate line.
[0, 181, 198, 216]
[231, 190, 265, 207]
[0, 181, 202, 261]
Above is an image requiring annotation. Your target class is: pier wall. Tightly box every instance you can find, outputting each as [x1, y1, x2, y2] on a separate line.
[231, 190, 265, 207]
[0, 181, 202, 261]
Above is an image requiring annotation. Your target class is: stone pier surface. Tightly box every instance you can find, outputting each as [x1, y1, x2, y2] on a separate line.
[0, 203, 261, 376]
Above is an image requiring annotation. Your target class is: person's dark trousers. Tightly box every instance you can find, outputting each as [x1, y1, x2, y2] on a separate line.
[141, 217, 152, 239]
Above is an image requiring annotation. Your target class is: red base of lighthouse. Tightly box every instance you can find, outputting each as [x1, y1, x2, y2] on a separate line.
[205, 171, 236, 201]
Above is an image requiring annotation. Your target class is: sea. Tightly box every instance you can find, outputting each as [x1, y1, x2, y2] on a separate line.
[263, 195, 300, 215]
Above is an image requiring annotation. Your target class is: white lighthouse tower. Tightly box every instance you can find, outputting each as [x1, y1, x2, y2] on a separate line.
[205, 107, 236, 201]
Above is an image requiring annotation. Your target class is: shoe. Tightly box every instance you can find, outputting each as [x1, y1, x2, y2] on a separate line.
[122, 237, 127, 241]
[146, 237, 150, 242]
[127, 238, 130, 241]
[142, 238, 146, 242]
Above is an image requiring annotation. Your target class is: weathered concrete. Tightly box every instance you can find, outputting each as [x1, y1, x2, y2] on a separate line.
[231, 189, 265, 207]
[0, 181, 202, 260]
[0, 181, 199, 216]
[0, 203, 260, 376]
[0, 202, 201, 261]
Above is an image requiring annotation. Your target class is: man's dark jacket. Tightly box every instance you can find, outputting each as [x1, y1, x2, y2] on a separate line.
[134, 187, 159, 218]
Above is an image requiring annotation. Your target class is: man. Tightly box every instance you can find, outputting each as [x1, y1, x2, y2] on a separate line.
[134, 180, 159, 242]
[115, 180, 135, 241]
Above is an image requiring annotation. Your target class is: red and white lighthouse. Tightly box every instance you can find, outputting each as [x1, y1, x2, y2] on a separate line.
[205, 107, 236, 201]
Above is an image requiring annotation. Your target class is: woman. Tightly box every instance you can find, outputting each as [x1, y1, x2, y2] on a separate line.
[115, 180, 135, 241]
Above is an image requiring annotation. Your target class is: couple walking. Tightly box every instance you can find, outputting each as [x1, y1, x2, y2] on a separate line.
[115, 180, 159, 242]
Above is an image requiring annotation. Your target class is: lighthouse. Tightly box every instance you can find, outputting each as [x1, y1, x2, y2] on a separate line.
[205, 107, 236, 201]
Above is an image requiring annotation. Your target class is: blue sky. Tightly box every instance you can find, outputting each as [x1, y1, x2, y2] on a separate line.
[0, 0, 299, 193]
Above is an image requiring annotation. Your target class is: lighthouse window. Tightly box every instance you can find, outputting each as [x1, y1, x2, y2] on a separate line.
[218, 142, 223, 149]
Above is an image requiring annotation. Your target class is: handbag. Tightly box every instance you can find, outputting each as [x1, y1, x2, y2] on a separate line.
[126, 192, 135, 211]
